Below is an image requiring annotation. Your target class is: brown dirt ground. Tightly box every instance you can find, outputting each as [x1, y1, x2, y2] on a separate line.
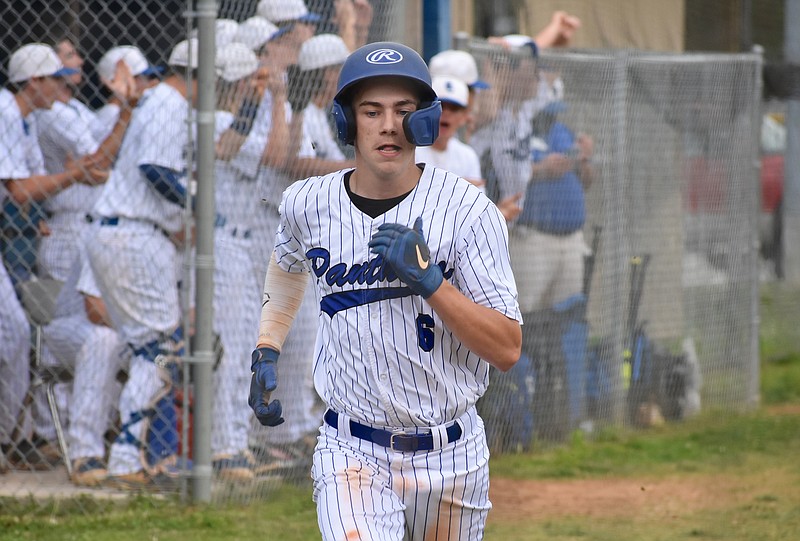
[489, 407, 800, 521]
[488, 475, 746, 521]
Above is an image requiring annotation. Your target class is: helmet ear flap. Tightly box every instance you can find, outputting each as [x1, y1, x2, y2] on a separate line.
[402, 100, 441, 146]
[331, 99, 355, 145]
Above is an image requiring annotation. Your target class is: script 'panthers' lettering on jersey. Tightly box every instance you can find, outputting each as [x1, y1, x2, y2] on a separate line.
[273, 164, 520, 430]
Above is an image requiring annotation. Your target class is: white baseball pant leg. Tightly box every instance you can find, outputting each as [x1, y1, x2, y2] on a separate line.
[0, 264, 30, 444]
[87, 225, 179, 475]
[312, 408, 491, 541]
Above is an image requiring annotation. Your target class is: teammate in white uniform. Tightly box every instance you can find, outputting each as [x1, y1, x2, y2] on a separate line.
[35, 42, 154, 281]
[415, 76, 482, 187]
[207, 42, 265, 481]
[0, 43, 101, 465]
[42, 248, 129, 485]
[291, 34, 354, 177]
[28, 42, 150, 458]
[87, 39, 199, 488]
[250, 42, 522, 540]
[218, 15, 322, 473]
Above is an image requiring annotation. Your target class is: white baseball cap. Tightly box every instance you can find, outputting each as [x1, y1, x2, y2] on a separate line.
[168, 38, 200, 69]
[429, 49, 489, 90]
[432, 75, 469, 108]
[257, 0, 321, 24]
[298, 34, 349, 71]
[191, 19, 241, 49]
[234, 16, 283, 51]
[501, 34, 539, 57]
[97, 46, 161, 82]
[216, 42, 259, 82]
[8, 43, 79, 83]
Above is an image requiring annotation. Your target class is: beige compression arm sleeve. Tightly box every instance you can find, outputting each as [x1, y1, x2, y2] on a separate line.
[256, 252, 309, 351]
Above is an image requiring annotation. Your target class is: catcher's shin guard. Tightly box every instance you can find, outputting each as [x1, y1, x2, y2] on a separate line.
[146, 328, 184, 466]
[117, 329, 184, 470]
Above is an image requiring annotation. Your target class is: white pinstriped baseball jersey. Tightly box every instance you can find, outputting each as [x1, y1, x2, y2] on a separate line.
[0, 88, 45, 178]
[0, 87, 34, 444]
[93, 83, 189, 234]
[273, 164, 521, 429]
[33, 98, 109, 216]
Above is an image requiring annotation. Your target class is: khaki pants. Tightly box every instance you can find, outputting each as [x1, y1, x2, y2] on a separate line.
[510, 225, 589, 313]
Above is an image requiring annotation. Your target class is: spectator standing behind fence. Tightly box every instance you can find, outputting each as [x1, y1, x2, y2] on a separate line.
[87, 39, 200, 489]
[514, 94, 594, 312]
[498, 73, 595, 439]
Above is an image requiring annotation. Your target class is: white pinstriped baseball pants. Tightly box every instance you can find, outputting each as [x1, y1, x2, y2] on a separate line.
[311, 407, 491, 541]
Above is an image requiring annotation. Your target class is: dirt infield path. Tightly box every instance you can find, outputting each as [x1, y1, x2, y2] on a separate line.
[488, 476, 740, 520]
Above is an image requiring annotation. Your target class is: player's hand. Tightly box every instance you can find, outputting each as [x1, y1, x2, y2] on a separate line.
[249, 347, 284, 427]
[67, 154, 109, 185]
[497, 192, 523, 222]
[368, 216, 443, 299]
[103, 59, 140, 107]
[541, 153, 574, 177]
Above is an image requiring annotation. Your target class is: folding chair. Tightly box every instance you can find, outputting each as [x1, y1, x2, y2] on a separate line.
[15, 277, 73, 476]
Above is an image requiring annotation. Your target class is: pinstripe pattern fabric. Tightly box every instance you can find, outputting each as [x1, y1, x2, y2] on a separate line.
[273, 163, 519, 540]
[311, 408, 491, 541]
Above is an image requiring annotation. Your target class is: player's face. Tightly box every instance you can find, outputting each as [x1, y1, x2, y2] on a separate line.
[56, 39, 83, 86]
[437, 102, 468, 144]
[134, 74, 158, 94]
[29, 75, 62, 109]
[352, 77, 419, 180]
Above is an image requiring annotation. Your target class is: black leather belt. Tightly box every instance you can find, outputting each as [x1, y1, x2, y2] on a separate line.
[324, 409, 462, 452]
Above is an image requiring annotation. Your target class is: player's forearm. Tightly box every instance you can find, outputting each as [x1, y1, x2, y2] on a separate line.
[426, 281, 521, 371]
[4, 170, 80, 204]
[256, 253, 309, 351]
[216, 130, 247, 161]
[260, 97, 291, 168]
[89, 105, 133, 170]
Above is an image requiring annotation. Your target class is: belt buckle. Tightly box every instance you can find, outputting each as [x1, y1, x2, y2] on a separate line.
[389, 431, 414, 451]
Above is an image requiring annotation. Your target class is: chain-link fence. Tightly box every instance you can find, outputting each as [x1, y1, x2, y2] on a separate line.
[0, 0, 791, 516]
[466, 43, 763, 452]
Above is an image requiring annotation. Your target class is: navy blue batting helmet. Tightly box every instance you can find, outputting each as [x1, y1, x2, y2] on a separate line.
[331, 41, 441, 146]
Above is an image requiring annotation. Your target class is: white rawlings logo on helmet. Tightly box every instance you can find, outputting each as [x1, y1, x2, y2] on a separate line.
[366, 48, 403, 64]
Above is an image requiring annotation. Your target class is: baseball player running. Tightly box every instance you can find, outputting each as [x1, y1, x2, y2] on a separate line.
[250, 42, 522, 540]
